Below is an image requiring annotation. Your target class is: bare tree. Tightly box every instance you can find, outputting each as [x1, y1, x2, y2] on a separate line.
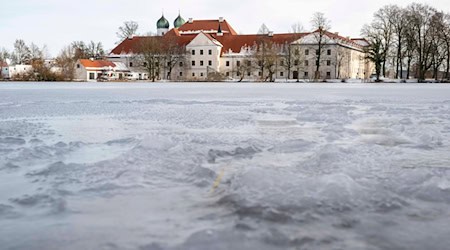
[404, 3, 438, 81]
[388, 5, 408, 79]
[232, 56, 254, 82]
[284, 44, 305, 81]
[87, 41, 105, 59]
[444, 13, 450, 80]
[29, 43, 44, 63]
[430, 12, 447, 80]
[336, 46, 351, 79]
[55, 46, 76, 81]
[254, 38, 280, 82]
[310, 12, 331, 80]
[136, 37, 163, 82]
[71, 41, 105, 60]
[290, 22, 304, 33]
[12, 39, 31, 65]
[362, 24, 386, 82]
[116, 21, 139, 43]
[0, 48, 10, 79]
[161, 37, 186, 80]
[372, 6, 395, 78]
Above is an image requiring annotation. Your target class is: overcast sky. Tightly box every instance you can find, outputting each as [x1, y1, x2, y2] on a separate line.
[1, 0, 449, 57]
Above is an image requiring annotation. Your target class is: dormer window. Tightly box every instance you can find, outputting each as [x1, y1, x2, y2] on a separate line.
[77, 64, 80, 68]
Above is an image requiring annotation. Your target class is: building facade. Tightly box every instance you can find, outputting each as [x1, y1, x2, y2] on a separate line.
[109, 16, 374, 81]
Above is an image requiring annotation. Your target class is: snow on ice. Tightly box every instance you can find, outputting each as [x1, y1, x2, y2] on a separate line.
[0, 82, 450, 250]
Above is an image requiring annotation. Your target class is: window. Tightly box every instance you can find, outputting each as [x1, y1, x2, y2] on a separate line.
[129, 62, 133, 67]
[167, 62, 171, 67]
[305, 49, 309, 55]
[179, 72, 183, 77]
[294, 60, 299, 66]
[200, 72, 204, 77]
[200, 50, 204, 55]
[179, 61, 183, 67]
[76, 64, 80, 69]
[143, 62, 148, 67]
[226, 61, 230, 67]
[89, 72, 95, 80]
[247, 61, 251, 67]
[192, 72, 195, 77]
[280, 60, 284, 66]
[305, 60, 309, 66]
[200, 61, 204, 66]
[327, 72, 331, 78]
[208, 60, 212, 66]
[258, 61, 262, 67]
[304, 72, 309, 77]
[247, 71, 251, 76]
[327, 60, 331, 66]
[280, 72, 284, 77]
[208, 49, 212, 55]
[226, 72, 230, 77]
[258, 71, 262, 76]
[327, 49, 331, 55]
[192, 61, 195, 66]
[236, 61, 241, 67]
[295, 49, 299, 55]
[192, 50, 195, 55]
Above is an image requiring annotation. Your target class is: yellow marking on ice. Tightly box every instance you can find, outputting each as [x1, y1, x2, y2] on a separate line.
[210, 167, 226, 194]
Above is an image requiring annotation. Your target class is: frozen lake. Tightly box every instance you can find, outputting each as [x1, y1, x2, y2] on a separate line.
[0, 82, 450, 250]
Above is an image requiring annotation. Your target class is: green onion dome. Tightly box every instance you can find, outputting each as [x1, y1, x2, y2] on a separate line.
[174, 14, 185, 28]
[157, 15, 170, 29]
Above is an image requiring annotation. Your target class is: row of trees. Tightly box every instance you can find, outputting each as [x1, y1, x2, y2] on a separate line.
[1, 39, 106, 81]
[363, 3, 450, 82]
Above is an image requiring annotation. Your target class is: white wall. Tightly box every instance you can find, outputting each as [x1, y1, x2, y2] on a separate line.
[186, 33, 222, 80]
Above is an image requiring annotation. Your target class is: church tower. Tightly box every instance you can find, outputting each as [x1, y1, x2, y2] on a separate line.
[157, 14, 170, 36]
[174, 12, 186, 28]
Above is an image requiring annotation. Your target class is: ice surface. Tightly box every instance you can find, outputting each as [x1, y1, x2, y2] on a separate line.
[0, 82, 450, 250]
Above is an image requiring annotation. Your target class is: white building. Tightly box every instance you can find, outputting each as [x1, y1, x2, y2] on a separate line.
[0, 61, 8, 79]
[109, 16, 374, 81]
[74, 59, 116, 82]
[6, 64, 33, 79]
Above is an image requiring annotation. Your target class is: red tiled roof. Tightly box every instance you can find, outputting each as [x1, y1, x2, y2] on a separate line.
[178, 19, 238, 35]
[79, 59, 115, 68]
[109, 19, 363, 55]
[213, 33, 307, 54]
[111, 36, 152, 55]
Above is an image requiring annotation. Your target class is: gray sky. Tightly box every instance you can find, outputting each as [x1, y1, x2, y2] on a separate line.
[1, 0, 449, 57]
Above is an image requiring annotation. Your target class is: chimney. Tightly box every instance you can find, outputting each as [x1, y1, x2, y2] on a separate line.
[268, 31, 274, 37]
[219, 17, 224, 23]
[217, 23, 223, 36]
[188, 18, 193, 23]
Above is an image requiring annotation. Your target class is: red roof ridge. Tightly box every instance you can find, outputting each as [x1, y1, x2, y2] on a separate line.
[79, 59, 115, 68]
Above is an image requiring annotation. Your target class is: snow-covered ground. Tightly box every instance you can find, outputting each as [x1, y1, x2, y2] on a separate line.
[0, 82, 450, 250]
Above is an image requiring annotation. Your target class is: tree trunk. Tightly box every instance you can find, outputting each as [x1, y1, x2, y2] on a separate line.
[446, 48, 450, 80]
[406, 58, 411, 80]
[400, 57, 403, 79]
